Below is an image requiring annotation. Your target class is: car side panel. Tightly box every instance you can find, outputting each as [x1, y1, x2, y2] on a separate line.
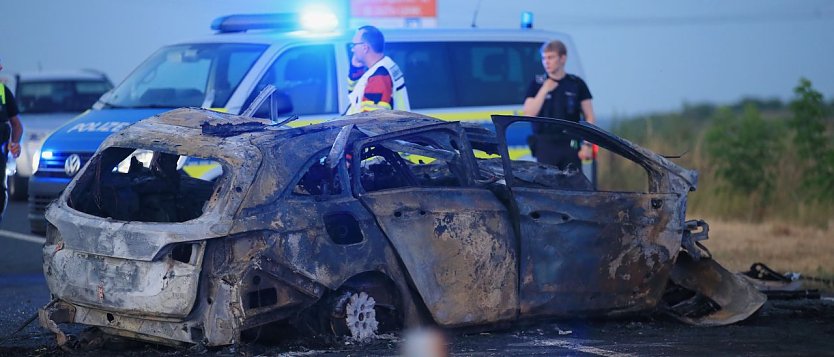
[360, 187, 518, 327]
[515, 188, 683, 316]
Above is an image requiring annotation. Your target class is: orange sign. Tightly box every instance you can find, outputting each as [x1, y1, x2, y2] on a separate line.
[351, 0, 437, 18]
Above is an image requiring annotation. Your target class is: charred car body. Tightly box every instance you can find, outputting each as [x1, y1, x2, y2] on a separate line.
[39, 108, 765, 347]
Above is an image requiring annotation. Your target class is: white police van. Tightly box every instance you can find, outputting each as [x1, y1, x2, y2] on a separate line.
[29, 12, 585, 233]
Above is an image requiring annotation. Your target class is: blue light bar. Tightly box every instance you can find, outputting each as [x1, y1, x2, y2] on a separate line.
[211, 13, 302, 33]
[521, 11, 534, 29]
[212, 10, 340, 33]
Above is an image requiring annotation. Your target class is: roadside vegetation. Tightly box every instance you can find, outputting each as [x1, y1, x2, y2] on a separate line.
[602, 78, 834, 276]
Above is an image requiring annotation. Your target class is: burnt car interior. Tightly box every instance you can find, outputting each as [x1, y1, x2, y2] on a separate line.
[67, 147, 223, 222]
[355, 131, 466, 192]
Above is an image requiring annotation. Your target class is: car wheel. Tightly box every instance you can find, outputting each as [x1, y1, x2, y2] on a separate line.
[8, 174, 28, 201]
[327, 284, 402, 341]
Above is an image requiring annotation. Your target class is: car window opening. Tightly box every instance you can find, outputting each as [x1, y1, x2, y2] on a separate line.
[67, 147, 224, 222]
[359, 135, 464, 193]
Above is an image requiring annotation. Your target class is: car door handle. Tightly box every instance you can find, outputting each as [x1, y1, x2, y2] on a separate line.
[529, 211, 571, 223]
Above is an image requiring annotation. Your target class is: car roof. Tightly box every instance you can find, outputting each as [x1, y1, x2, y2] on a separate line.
[15, 70, 109, 81]
[169, 27, 569, 46]
[151, 108, 447, 143]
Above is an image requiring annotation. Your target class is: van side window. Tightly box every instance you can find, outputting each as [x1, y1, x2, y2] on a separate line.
[245, 45, 338, 116]
[385, 43, 456, 109]
[449, 42, 540, 107]
[388, 42, 541, 109]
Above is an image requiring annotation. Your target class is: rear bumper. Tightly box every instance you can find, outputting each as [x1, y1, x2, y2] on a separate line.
[39, 301, 216, 347]
[39, 236, 326, 346]
[42, 243, 205, 318]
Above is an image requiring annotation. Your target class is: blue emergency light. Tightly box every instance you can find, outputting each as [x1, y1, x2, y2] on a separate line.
[521, 11, 534, 29]
[212, 10, 339, 33]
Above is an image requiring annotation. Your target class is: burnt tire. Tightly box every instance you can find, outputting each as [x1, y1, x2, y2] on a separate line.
[326, 284, 402, 341]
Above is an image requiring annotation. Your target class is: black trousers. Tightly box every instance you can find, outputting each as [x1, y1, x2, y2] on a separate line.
[529, 134, 581, 171]
[0, 122, 10, 221]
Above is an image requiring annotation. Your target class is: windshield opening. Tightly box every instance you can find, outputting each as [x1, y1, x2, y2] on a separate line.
[105, 43, 266, 109]
[17, 80, 112, 113]
[67, 147, 225, 223]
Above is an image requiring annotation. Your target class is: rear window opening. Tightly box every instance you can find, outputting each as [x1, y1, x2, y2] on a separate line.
[67, 147, 224, 223]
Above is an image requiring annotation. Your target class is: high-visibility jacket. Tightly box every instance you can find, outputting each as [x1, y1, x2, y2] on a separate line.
[346, 56, 410, 115]
[0, 83, 8, 122]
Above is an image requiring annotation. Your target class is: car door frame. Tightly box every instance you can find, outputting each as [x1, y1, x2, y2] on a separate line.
[348, 121, 520, 327]
[491, 115, 698, 317]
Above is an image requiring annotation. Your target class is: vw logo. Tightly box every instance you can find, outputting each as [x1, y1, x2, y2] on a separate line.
[64, 154, 82, 177]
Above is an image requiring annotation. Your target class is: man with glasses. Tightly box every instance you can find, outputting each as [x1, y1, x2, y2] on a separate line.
[346, 25, 410, 115]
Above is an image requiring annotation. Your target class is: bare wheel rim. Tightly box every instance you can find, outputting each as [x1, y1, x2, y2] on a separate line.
[344, 291, 379, 341]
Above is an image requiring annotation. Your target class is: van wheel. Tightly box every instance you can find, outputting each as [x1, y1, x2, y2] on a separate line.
[8, 174, 28, 201]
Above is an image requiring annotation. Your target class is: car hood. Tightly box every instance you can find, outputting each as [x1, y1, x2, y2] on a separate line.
[19, 112, 79, 132]
[39, 108, 170, 153]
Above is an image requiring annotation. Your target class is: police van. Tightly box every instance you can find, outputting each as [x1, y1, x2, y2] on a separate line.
[29, 12, 586, 233]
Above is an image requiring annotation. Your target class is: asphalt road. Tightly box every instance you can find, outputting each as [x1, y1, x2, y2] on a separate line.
[1, 200, 833, 356]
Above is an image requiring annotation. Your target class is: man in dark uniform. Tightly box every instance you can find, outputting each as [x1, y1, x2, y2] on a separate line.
[0, 57, 24, 222]
[523, 40, 596, 171]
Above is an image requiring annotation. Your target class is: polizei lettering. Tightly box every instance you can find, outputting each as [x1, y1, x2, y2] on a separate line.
[67, 122, 131, 133]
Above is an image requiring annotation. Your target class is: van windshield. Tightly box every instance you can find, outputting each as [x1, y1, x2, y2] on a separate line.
[17, 80, 112, 114]
[104, 43, 266, 109]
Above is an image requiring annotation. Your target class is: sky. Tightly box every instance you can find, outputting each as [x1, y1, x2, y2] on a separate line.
[1, 0, 832, 118]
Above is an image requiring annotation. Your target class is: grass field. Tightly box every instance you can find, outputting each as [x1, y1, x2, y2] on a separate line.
[699, 217, 834, 279]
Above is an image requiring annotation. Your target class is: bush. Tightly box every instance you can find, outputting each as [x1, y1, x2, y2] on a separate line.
[704, 105, 783, 196]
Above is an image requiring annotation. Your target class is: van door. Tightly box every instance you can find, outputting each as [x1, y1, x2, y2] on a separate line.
[351, 123, 518, 326]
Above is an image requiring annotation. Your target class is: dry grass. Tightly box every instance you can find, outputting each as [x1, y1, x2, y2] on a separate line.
[700, 217, 834, 278]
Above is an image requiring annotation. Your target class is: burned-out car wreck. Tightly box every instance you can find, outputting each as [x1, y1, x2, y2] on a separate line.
[38, 108, 766, 347]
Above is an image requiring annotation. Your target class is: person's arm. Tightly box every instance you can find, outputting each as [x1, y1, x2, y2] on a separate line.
[580, 99, 595, 125]
[4, 88, 22, 158]
[359, 71, 393, 112]
[578, 98, 595, 160]
[347, 56, 365, 94]
[523, 78, 557, 116]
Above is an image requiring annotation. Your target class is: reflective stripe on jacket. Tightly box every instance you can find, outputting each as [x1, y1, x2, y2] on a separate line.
[346, 56, 410, 115]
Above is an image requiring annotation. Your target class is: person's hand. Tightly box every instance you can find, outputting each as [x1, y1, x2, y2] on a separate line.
[8, 142, 20, 158]
[351, 54, 363, 68]
[540, 77, 558, 93]
[578, 143, 593, 161]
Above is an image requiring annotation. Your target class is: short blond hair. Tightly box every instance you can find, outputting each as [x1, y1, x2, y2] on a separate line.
[541, 40, 566, 57]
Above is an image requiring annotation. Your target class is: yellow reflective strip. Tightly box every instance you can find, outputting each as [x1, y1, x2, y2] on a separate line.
[0, 83, 5, 105]
[430, 109, 521, 122]
[182, 163, 220, 178]
[508, 146, 532, 160]
[208, 108, 228, 113]
[286, 119, 325, 128]
[360, 101, 392, 111]
[404, 154, 436, 164]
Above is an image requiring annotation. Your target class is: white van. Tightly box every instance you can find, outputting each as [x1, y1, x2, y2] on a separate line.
[30, 13, 585, 233]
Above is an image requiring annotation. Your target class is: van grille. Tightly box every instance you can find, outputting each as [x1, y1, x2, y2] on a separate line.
[38, 152, 94, 178]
